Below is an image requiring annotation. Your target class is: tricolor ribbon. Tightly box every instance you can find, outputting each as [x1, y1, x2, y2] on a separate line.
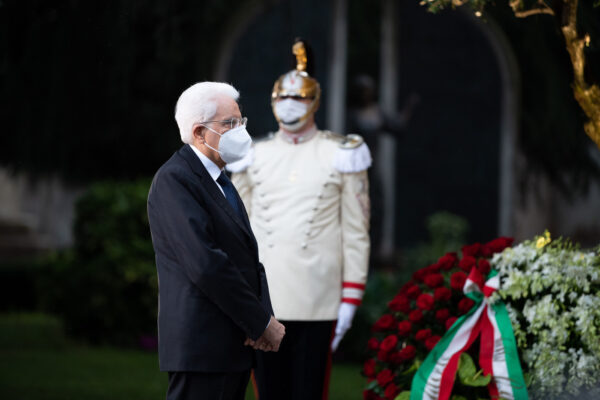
[410, 268, 528, 400]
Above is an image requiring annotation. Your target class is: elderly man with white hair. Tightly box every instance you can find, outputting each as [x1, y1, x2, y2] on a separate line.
[147, 81, 285, 400]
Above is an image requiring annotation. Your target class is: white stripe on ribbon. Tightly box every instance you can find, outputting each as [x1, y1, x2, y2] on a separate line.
[421, 301, 486, 400]
[487, 305, 515, 399]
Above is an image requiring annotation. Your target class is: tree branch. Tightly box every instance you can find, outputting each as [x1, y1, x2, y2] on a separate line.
[514, 7, 555, 17]
[510, 0, 555, 18]
[560, 0, 600, 148]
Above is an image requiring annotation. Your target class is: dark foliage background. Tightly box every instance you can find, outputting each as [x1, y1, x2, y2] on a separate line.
[38, 180, 156, 345]
[0, 0, 239, 182]
[0, 0, 598, 187]
[485, 0, 600, 193]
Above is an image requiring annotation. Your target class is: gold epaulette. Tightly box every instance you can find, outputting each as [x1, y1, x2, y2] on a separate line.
[322, 131, 364, 149]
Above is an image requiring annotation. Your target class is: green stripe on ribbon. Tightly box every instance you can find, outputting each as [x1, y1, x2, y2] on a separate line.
[410, 268, 529, 400]
[492, 301, 529, 400]
[410, 297, 483, 400]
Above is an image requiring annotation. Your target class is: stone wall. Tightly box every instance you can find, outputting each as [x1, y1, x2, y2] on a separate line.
[0, 168, 83, 260]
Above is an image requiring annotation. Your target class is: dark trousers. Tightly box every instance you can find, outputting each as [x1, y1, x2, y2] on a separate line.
[254, 320, 335, 400]
[166, 370, 250, 400]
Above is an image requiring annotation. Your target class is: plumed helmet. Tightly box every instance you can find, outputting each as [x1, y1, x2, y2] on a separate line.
[271, 39, 321, 124]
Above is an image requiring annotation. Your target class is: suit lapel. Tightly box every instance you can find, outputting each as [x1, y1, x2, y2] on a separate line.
[177, 146, 253, 240]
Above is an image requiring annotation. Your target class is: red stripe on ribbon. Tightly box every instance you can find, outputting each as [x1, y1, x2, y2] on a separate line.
[342, 282, 366, 290]
[480, 307, 499, 399]
[341, 297, 362, 306]
[439, 316, 484, 400]
[483, 285, 495, 298]
[467, 268, 485, 291]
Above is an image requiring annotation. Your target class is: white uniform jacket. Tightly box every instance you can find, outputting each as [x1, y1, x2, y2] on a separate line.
[229, 128, 371, 320]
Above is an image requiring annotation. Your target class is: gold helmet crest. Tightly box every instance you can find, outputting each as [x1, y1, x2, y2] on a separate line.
[271, 40, 321, 125]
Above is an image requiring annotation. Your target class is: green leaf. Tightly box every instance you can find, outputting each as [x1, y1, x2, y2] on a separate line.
[401, 359, 422, 376]
[451, 396, 468, 400]
[394, 391, 411, 400]
[457, 353, 492, 387]
[366, 380, 379, 390]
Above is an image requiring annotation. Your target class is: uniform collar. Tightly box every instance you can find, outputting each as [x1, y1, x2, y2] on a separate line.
[189, 144, 223, 182]
[279, 124, 318, 145]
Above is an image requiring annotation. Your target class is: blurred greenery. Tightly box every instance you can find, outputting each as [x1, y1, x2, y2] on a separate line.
[0, 313, 364, 400]
[335, 211, 469, 362]
[0, 313, 66, 350]
[39, 180, 156, 346]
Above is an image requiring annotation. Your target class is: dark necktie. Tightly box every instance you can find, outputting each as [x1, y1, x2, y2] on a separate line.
[217, 171, 242, 219]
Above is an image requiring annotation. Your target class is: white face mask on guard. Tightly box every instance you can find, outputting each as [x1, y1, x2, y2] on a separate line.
[201, 125, 252, 164]
[274, 99, 311, 132]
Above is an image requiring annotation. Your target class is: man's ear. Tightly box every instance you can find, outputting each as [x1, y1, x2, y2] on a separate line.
[193, 125, 204, 142]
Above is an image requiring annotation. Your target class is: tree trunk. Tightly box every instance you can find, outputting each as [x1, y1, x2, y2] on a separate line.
[560, 0, 600, 149]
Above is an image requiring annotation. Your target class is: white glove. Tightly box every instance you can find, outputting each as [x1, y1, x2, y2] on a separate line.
[331, 302, 357, 352]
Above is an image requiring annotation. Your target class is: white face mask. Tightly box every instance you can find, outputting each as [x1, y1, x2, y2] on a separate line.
[202, 125, 252, 164]
[274, 99, 309, 132]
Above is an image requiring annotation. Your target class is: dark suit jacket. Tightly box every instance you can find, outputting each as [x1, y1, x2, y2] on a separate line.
[147, 144, 273, 372]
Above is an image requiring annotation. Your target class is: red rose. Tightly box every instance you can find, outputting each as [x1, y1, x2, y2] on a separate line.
[416, 293, 434, 310]
[445, 316, 458, 330]
[373, 314, 396, 331]
[384, 382, 400, 400]
[399, 281, 416, 295]
[398, 345, 417, 361]
[437, 252, 458, 270]
[424, 273, 444, 288]
[380, 335, 398, 352]
[458, 255, 476, 272]
[388, 350, 402, 364]
[434, 287, 452, 302]
[415, 328, 432, 341]
[481, 244, 493, 258]
[425, 335, 442, 350]
[363, 390, 375, 400]
[409, 309, 423, 323]
[484, 237, 514, 254]
[363, 359, 376, 377]
[376, 369, 394, 387]
[388, 294, 411, 313]
[368, 338, 379, 350]
[450, 271, 467, 291]
[412, 268, 431, 283]
[426, 263, 441, 273]
[462, 242, 482, 258]
[435, 308, 450, 323]
[406, 285, 422, 299]
[397, 320, 412, 336]
[377, 349, 389, 362]
[478, 259, 491, 275]
[364, 390, 384, 400]
[458, 298, 475, 314]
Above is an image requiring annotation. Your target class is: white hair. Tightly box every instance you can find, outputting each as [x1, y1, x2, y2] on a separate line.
[174, 82, 240, 144]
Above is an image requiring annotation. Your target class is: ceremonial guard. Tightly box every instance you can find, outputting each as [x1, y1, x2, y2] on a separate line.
[228, 40, 371, 400]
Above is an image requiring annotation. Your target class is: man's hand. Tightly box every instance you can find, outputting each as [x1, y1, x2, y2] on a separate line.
[331, 302, 357, 352]
[244, 336, 274, 352]
[244, 316, 285, 352]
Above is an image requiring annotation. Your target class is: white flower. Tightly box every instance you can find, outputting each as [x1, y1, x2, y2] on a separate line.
[490, 236, 600, 399]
